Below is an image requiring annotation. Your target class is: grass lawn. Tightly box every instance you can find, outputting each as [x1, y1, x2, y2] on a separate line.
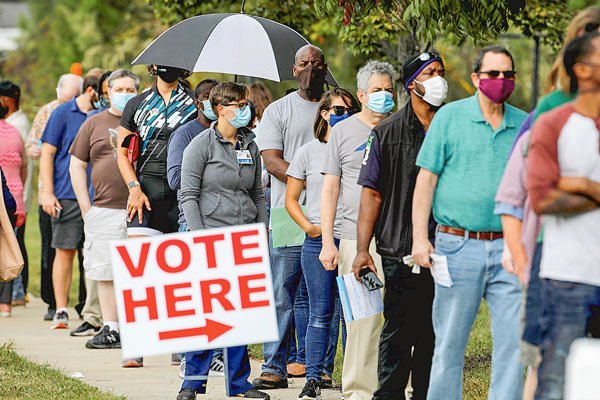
[24, 202, 493, 399]
[0, 344, 124, 400]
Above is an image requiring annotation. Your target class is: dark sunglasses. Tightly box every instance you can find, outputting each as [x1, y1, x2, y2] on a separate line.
[404, 52, 442, 72]
[584, 22, 600, 33]
[330, 106, 351, 116]
[479, 70, 517, 79]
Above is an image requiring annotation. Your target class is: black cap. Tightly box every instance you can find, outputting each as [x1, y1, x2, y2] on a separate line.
[0, 81, 21, 99]
[401, 52, 444, 91]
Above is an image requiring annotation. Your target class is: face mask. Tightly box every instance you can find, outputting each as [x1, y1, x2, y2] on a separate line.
[366, 90, 395, 114]
[296, 65, 326, 99]
[329, 113, 349, 127]
[157, 66, 182, 84]
[478, 78, 515, 104]
[413, 76, 448, 107]
[111, 92, 136, 112]
[201, 99, 217, 121]
[226, 105, 252, 129]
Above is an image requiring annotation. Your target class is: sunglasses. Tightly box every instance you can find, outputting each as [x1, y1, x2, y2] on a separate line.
[584, 22, 600, 33]
[330, 106, 359, 116]
[479, 70, 517, 79]
[405, 52, 442, 72]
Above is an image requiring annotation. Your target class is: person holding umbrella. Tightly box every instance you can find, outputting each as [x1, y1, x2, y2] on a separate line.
[178, 82, 269, 400]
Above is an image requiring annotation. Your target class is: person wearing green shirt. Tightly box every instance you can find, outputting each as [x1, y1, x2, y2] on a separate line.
[411, 45, 527, 400]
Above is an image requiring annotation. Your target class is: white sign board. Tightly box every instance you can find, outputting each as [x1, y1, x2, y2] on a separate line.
[110, 223, 278, 359]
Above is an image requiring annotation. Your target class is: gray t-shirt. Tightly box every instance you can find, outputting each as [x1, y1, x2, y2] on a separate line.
[255, 91, 320, 215]
[322, 114, 372, 240]
[287, 139, 343, 238]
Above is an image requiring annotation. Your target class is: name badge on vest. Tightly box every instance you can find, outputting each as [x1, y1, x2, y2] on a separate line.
[235, 150, 253, 165]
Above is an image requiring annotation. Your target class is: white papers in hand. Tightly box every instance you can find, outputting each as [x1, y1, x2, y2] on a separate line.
[336, 273, 383, 323]
[430, 254, 452, 287]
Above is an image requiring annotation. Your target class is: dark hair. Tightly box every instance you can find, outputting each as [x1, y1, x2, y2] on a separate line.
[83, 75, 99, 93]
[194, 79, 219, 99]
[248, 81, 273, 121]
[472, 45, 515, 73]
[313, 88, 359, 143]
[97, 71, 112, 95]
[563, 31, 600, 93]
[209, 82, 249, 114]
[247, 100, 257, 127]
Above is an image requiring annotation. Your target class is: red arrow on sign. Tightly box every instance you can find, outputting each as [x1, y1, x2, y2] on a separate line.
[158, 319, 233, 342]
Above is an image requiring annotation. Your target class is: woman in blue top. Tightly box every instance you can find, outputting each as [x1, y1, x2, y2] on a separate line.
[285, 88, 359, 398]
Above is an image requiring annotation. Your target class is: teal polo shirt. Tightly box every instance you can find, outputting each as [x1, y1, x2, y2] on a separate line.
[416, 92, 527, 232]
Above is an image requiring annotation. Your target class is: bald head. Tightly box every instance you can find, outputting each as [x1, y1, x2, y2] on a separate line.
[294, 44, 325, 65]
[56, 74, 83, 102]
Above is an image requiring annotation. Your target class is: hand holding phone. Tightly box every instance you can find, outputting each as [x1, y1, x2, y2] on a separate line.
[359, 268, 383, 291]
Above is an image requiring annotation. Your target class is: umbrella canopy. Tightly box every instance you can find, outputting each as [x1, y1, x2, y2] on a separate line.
[133, 13, 337, 85]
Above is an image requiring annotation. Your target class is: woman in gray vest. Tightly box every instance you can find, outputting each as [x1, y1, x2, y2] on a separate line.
[178, 82, 268, 400]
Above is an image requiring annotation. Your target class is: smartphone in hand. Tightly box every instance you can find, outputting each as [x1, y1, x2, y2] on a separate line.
[359, 268, 383, 291]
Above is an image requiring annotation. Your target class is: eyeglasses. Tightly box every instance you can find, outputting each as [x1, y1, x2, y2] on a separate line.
[479, 70, 517, 79]
[404, 52, 442, 72]
[222, 102, 248, 110]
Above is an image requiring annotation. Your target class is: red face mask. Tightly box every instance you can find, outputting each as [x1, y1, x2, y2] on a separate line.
[478, 78, 515, 104]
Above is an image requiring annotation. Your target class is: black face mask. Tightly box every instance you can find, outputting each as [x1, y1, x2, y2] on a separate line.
[0, 104, 8, 119]
[296, 65, 327, 99]
[157, 66, 182, 84]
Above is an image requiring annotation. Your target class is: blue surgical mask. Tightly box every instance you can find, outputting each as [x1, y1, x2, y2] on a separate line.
[329, 113, 349, 127]
[110, 93, 136, 112]
[227, 105, 252, 129]
[366, 90, 395, 114]
[201, 100, 217, 121]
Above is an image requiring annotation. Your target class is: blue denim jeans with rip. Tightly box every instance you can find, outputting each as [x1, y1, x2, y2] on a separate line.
[534, 278, 600, 400]
[427, 232, 523, 400]
[301, 235, 341, 380]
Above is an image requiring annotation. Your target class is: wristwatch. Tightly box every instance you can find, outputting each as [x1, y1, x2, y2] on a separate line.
[127, 180, 141, 190]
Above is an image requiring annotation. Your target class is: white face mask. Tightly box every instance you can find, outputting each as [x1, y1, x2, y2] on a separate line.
[413, 76, 448, 107]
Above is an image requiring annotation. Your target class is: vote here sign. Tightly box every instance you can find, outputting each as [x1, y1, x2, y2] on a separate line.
[110, 223, 278, 359]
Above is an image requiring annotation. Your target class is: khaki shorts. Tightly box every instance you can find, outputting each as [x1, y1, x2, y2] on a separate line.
[83, 206, 127, 281]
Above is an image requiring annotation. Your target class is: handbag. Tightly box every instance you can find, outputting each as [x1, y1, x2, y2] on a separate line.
[122, 132, 140, 163]
[0, 184, 24, 282]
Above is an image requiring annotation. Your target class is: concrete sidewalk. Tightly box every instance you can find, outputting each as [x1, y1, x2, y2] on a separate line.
[1, 297, 342, 400]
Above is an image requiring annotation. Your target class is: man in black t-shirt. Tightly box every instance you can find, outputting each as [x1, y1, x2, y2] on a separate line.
[352, 52, 447, 400]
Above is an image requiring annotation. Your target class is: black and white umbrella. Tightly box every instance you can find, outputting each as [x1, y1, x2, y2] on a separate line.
[132, 13, 337, 84]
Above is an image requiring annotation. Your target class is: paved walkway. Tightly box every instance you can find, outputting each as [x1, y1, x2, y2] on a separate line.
[1, 297, 342, 400]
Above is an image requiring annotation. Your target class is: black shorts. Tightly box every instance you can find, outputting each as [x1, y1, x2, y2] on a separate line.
[126, 174, 179, 236]
[51, 199, 84, 249]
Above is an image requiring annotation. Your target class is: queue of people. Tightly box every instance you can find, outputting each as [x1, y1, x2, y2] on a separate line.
[1, 6, 599, 400]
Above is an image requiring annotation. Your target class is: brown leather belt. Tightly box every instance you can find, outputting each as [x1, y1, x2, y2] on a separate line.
[438, 225, 503, 241]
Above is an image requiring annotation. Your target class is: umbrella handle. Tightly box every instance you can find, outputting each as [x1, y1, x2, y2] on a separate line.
[240, 0, 245, 14]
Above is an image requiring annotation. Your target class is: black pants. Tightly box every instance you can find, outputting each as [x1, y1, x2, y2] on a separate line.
[373, 258, 435, 400]
[15, 222, 28, 295]
[39, 206, 86, 310]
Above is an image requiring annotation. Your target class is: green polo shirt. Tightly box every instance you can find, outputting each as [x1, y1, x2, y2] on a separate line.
[416, 92, 527, 232]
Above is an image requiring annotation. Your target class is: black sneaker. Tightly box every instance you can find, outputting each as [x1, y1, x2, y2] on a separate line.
[241, 388, 270, 399]
[209, 353, 224, 376]
[70, 321, 101, 337]
[176, 389, 196, 400]
[299, 379, 321, 400]
[86, 326, 121, 349]
[44, 308, 56, 321]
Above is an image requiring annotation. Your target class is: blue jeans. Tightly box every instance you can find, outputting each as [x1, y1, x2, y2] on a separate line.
[523, 242, 543, 345]
[262, 232, 303, 378]
[182, 346, 253, 396]
[301, 235, 340, 380]
[287, 276, 308, 365]
[534, 279, 600, 400]
[427, 232, 523, 400]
